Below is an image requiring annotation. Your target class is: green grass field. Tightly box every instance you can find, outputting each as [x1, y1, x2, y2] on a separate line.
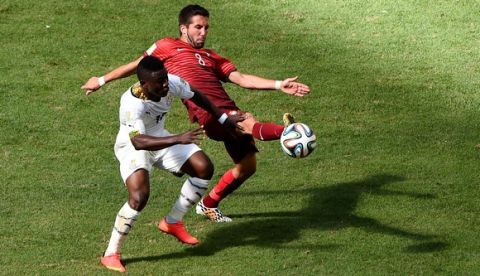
[1, 0, 479, 274]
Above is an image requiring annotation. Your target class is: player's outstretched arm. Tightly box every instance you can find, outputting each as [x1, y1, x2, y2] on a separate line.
[130, 128, 204, 151]
[228, 71, 310, 97]
[81, 56, 143, 96]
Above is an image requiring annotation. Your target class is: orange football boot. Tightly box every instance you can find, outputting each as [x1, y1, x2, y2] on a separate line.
[100, 252, 126, 273]
[158, 218, 199, 245]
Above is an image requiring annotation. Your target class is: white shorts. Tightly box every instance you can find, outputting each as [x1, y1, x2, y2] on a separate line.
[114, 141, 201, 183]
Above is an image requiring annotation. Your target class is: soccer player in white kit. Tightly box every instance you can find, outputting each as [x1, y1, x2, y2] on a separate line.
[100, 56, 242, 273]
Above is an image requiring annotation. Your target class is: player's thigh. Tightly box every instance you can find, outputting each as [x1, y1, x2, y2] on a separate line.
[153, 143, 201, 174]
[125, 169, 150, 194]
[224, 135, 258, 164]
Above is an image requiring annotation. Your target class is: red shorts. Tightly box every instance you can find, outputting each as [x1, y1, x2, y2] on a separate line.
[192, 108, 258, 163]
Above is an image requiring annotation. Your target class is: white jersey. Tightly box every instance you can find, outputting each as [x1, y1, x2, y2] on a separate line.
[116, 74, 194, 145]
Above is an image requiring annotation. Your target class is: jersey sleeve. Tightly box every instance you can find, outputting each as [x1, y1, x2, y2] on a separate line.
[210, 50, 237, 81]
[145, 43, 156, 56]
[122, 101, 146, 137]
[144, 39, 169, 60]
[167, 74, 195, 100]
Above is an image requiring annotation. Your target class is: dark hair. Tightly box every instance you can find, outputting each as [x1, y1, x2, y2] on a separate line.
[178, 4, 209, 26]
[137, 56, 166, 82]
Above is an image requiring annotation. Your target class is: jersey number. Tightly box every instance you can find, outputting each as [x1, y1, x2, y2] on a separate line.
[195, 53, 205, 66]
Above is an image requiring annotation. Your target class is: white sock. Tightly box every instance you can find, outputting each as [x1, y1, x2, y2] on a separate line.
[105, 202, 139, 256]
[166, 177, 209, 223]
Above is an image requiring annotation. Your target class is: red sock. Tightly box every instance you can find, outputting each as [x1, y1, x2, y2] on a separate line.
[251, 123, 284, 141]
[202, 169, 244, 208]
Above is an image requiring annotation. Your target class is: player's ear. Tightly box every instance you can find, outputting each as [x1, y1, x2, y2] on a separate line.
[180, 25, 187, 34]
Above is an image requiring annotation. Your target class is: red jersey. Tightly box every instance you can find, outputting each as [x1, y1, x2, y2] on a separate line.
[144, 37, 238, 122]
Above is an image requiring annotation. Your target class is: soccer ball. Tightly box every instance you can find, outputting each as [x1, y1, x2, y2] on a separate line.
[280, 123, 317, 158]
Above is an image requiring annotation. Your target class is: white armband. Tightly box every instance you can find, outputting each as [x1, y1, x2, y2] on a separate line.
[275, 80, 282, 90]
[218, 113, 228, 124]
[98, 76, 106, 87]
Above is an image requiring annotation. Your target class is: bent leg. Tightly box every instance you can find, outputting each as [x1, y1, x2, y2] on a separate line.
[195, 110, 259, 221]
[103, 169, 150, 261]
[202, 152, 257, 208]
[161, 151, 212, 244]
[167, 151, 213, 222]
[125, 169, 150, 211]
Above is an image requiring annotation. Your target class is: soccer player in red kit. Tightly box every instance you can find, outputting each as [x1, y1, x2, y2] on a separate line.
[82, 4, 310, 222]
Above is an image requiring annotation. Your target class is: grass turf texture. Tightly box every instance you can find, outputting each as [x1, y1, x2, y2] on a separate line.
[1, 0, 479, 274]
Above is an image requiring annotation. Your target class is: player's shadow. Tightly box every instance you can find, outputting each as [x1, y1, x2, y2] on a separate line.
[124, 173, 448, 264]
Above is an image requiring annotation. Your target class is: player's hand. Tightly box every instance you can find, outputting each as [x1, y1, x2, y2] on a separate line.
[225, 112, 246, 133]
[223, 111, 249, 138]
[279, 76, 310, 97]
[178, 127, 205, 145]
[81, 77, 102, 96]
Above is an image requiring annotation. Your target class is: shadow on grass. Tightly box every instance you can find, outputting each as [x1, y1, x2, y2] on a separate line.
[124, 174, 448, 265]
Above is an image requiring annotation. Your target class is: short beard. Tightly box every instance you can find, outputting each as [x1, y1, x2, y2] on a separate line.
[187, 33, 204, 49]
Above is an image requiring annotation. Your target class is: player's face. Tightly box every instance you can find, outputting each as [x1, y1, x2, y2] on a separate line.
[181, 15, 209, 49]
[144, 71, 169, 102]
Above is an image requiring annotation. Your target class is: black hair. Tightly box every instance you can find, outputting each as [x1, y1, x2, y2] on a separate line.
[136, 56, 166, 82]
[178, 4, 209, 26]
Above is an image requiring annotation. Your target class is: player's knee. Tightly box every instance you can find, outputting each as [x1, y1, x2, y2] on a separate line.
[234, 154, 256, 180]
[195, 160, 214, 179]
[238, 114, 257, 134]
[244, 112, 254, 118]
[128, 191, 150, 211]
[185, 151, 214, 179]
[243, 166, 256, 178]
[234, 165, 256, 181]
